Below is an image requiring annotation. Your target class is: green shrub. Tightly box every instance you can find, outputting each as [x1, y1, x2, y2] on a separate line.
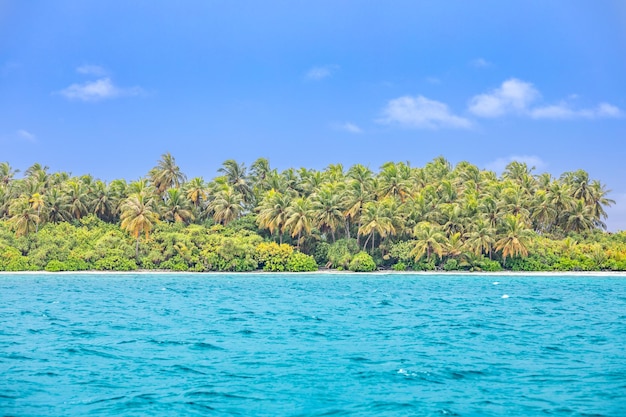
[391, 262, 407, 271]
[327, 239, 359, 269]
[286, 251, 318, 272]
[256, 242, 294, 272]
[313, 242, 330, 266]
[0, 246, 33, 271]
[94, 255, 137, 271]
[160, 257, 189, 271]
[443, 258, 459, 271]
[478, 259, 503, 272]
[348, 252, 376, 272]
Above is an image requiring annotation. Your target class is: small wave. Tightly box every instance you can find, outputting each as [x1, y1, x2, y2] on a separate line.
[348, 356, 371, 363]
[184, 390, 249, 400]
[171, 364, 207, 375]
[85, 395, 126, 405]
[190, 342, 224, 351]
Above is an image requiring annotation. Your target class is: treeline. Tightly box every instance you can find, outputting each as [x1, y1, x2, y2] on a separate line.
[1, 154, 625, 272]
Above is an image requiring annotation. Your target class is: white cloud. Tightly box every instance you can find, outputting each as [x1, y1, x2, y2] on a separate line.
[17, 129, 36, 142]
[470, 58, 491, 68]
[305, 65, 338, 81]
[469, 78, 622, 120]
[530, 102, 622, 120]
[76, 64, 108, 76]
[57, 78, 142, 102]
[378, 95, 471, 129]
[485, 155, 546, 174]
[335, 122, 363, 134]
[468, 78, 540, 117]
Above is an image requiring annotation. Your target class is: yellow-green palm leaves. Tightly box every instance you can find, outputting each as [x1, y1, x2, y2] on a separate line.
[121, 193, 159, 258]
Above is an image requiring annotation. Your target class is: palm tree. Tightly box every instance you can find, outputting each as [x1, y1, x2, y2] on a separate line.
[162, 188, 195, 224]
[250, 157, 272, 192]
[311, 185, 344, 242]
[149, 152, 186, 195]
[218, 159, 253, 206]
[0, 162, 19, 186]
[530, 190, 556, 233]
[209, 186, 243, 226]
[378, 161, 411, 202]
[64, 180, 89, 220]
[29, 192, 45, 234]
[120, 193, 159, 259]
[411, 221, 447, 262]
[8, 196, 40, 237]
[564, 199, 595, 233]
[342, 178, 374, 243]
[90, 180, 114, 221]
[495, 215, 534, 265]
[358, 198, 397, 251]
[285, 197, 314, 249]
[44, 188, 71, 223]
[256, 189, 292, 243]
[184, 177, 207, 207]
[587, 180, 614, 229]
[464, 220, 496, 259]
[108, 179, 128, 221]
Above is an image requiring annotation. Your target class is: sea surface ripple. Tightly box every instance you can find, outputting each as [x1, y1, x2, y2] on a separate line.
[1, 273, 625, 416]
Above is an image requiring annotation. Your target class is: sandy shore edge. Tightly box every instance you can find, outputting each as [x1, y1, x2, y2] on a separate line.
[1, 270, 625, 277]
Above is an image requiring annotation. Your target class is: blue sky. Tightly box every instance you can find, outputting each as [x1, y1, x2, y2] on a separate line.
[1, 1, 625, 230]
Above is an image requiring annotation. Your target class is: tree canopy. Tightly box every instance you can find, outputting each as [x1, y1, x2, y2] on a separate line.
[1, 156, 624, 272]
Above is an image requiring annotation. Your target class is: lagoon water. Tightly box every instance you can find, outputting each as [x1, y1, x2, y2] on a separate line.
[1, 273, 625, 416]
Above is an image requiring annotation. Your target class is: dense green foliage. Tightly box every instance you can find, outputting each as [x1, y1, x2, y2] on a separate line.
[0, 155, 624, 272]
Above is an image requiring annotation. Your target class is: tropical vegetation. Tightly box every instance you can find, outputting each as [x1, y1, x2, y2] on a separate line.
[1, 155, 625, 272]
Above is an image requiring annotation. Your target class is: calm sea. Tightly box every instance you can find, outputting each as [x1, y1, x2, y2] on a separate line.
[1, 273, 625, 416]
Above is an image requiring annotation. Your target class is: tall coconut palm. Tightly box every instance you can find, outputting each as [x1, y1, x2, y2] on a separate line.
[29, 192, 45, 234]
[358, 198, 397, 251]
[184, 177, 207, 209]
[149, 152, 186, 195]
[250, 157, 272, 193]
[218, 159, 253, 206]
[464, 220, 496, 259]
[587, 180, 614, 229]
[530, 190, 557, 233]
[209, 186, 243, 226]
[311, 185, 344, 242]
[8, 196, 40, 237]
[343, 178, 374, 243]
[495, 215, 534, 265]
[565, 199, 595, 233]
[44, 188, 71, 224]
[90, 180, 114, 221]
[0, 162, 19, 186]
[284, 197, 314, 249]
[108, 179, 128, 221]
[162, 188, 195, 224]
[256, 189, 292, 243]
[410, 221, 447, 262]
[378, 161, 411, 202]
[64, 180, 89, 220]
[120, 193, 159, 259]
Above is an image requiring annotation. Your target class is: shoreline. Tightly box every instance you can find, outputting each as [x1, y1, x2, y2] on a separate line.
[1, 270, 626, 277]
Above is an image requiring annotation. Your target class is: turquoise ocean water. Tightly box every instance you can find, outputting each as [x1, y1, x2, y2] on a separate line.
[1, 273, 625, 416]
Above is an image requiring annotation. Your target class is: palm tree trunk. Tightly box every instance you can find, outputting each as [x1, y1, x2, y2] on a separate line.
[135, 236, 140, 260]
[363, 233, 371, 251]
